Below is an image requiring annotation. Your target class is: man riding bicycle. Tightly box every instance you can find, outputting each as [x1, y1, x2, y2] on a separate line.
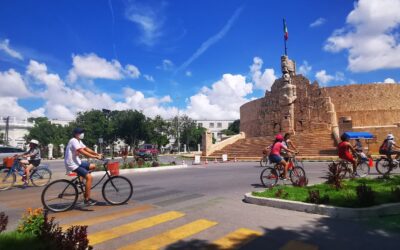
[379, 134, 400, 165]
[65, 128, 102, 206]
[282, 133, 298, 161]
[19, 139, 41, 187]
[269, 134, 297, 180]
[338, 133, 358, 176]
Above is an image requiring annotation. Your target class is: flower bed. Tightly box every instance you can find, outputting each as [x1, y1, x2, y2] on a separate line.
[253, 176, 400, 208]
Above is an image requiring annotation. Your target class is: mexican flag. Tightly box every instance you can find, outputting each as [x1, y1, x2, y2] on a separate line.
[283, 19, 288, 40]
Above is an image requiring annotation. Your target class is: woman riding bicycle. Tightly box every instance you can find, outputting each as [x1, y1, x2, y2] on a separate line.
[269, 134, 296, 180]
[19, 139, 41, 187]
[338, 133, 358, 176]
[282, 133, 298, 161]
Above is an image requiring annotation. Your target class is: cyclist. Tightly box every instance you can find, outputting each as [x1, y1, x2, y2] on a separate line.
[19, 139, 41, 187]
[379, 134, 400, 165]
[337, 133, 358, 176]
[65, 128, 102, 206]
[269, 134, 296, 180]
[282, 133, 298, 161]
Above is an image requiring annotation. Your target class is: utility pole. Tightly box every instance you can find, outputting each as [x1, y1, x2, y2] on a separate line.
[5, 116, 10, 146]
[177, 110, 180, 154]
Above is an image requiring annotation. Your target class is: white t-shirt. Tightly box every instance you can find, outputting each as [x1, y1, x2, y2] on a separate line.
[64, 138, 86, 172]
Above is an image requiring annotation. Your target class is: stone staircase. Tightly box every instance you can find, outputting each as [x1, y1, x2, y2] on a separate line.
[209, 129, 337, 159]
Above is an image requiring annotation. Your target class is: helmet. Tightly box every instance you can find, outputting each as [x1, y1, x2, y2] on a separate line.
[387, 134, 394, 140]
[275, 134, 284, 141]
[29, 139, 39, 145]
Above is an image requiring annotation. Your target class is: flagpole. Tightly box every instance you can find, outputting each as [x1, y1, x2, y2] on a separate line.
[283, 18, 287, 56]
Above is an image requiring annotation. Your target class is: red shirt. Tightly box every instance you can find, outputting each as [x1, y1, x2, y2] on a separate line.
[270, 142, 287, 156]
[338, 141, 354, 163]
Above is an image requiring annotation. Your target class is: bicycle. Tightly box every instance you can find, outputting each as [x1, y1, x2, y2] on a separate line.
[333, 155, 370, 179]
[259, 154, 269, 167]
[375, 156, 399, 175]
[41, 159, 133, 212]
[0, 157, 52, 191]
[260, 154, 307, 187]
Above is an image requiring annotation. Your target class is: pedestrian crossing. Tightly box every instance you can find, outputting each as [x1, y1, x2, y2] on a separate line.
[1, 182, 319, 249]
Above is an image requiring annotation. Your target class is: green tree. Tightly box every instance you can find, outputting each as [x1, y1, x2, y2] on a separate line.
[147, 115, 169, 148]
[113, 110, 149, 148]
[178, 115, 206, 150]
[221, 119, 240, 135]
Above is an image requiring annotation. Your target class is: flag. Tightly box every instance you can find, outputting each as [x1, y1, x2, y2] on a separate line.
[283, 19, 288, 40]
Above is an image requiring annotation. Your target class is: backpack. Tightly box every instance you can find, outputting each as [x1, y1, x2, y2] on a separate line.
[379, 139, 389, 154]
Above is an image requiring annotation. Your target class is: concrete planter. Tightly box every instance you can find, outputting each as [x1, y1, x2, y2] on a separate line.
[244, 192, 400, 219]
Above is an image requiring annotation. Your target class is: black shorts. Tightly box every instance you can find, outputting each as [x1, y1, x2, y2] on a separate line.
[28, 159, 41, 167]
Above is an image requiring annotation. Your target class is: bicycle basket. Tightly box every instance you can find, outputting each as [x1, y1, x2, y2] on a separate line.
[3, 157, 14, 168]
[107, 162, 120, 176]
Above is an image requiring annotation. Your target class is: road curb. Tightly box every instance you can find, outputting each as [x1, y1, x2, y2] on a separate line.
[244, 192, 400, 219]
[91, 164, 189, 177]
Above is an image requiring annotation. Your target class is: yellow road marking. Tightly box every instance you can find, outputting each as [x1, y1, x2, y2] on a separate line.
[119, 219, 218, 250]
[89, 211, 185, 245]
[280, 240, 319, 250]
[61, 204, 154, 229]
[213, 228, 262, 249]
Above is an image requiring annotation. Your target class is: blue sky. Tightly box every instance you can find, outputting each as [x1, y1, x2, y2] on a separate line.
[1, 0, 399, 120]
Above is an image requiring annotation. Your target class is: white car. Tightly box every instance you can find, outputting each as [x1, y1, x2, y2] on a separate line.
[0, 146, 25, 167]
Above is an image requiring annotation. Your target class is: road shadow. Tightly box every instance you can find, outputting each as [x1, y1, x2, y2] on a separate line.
[164, 215, 400, 250]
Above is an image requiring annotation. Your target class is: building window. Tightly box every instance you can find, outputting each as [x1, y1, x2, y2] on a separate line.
[217, 122, 222, 128]
[209, 123, 214, 128]
[198, 123, 203, 128]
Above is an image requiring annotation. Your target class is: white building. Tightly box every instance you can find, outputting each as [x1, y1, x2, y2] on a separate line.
[196, 120, 235, 141]
[0, 117, 34, 148]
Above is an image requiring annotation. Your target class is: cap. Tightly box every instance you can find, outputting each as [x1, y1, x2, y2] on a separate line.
[29, 139, 39, 145]
[275, 134, 284, 141]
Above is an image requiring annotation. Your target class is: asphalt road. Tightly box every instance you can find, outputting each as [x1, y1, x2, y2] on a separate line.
[1, 160, 399, 249]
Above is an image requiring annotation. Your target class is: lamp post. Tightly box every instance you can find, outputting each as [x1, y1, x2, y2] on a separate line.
[102, 109, 112, 158]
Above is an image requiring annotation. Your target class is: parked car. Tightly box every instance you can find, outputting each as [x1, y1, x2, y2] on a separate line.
[134, 144, 159, 161]
[0, 146, 25, 167]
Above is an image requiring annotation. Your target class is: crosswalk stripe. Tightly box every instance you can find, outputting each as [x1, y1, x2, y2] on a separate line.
[280, 240, 319, 250]
[88, 211, 185, 245]
[118, 219, 218, 250]
[61, 204, 154, 229]
[213, 228, 262, 249]
[51, 205, 114, 219]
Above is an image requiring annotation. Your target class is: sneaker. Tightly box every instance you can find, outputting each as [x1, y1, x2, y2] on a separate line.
[83, 199, 97, 206]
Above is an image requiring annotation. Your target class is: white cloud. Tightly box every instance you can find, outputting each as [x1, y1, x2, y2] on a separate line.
[249, 57, 277, 91]
[0, 97, 42, 119]
[384, 78, 396, 83]
[310, 18, 326, 28]
[143, 74, 154, 82]
[124, 64, 140, 78]
[25, 60, 175, 119]
[315, 70, 334, 84]
[185, 74, 252, 120]
[185, 71, 192, 77]
[298, 60, 312, 76]
[0, 69, 30, 97]
[0, 39, 23, 60]
[176, 6, 243, 73]
[324, 0, 400, 72]
[125, 2, 164, 46]
[157, 59, 174, 71]
[67, 53, 140, 82]
[315, 70, 346, 85]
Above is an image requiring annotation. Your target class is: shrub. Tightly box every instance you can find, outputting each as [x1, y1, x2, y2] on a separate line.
[307, 190, 329, 204]
[0, 212, 8, 233]
[356, 183, 375, 206]
[17, 208, 44, 236]
[40, 210, 93, 250]
[391, 186, 400, 202]
[152, 161, 160, 167]
[325, 162, 344, 190]
[275, 189, 288, 198]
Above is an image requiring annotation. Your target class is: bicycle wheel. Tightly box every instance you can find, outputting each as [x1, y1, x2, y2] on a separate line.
[259, 157, 268, 167]
[31, 168, 52, 187]
[357, 161, 370, 177]
[375, 158, 392, 175]
[102, 176, 133, 205]
[290, 166, 307, 186]
[41, 179, 78, 212]
[260, 167, 279, 188]
[0, 169, 15, 191]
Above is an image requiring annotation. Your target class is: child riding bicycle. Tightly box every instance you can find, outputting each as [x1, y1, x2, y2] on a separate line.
[268, 134, 297, 180]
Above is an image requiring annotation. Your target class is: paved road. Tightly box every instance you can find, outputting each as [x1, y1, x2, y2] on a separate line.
[1, 161, 399, 249]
